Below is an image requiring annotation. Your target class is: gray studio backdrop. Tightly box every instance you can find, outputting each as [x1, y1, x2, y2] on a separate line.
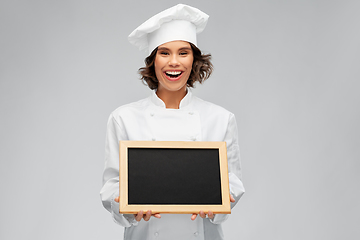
[1, 0, 359, 239]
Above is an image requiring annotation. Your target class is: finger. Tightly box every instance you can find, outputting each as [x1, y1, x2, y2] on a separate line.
[199, 210, 206, 218]
[230, 194, 235, 203]
[114, 196, 120, 203]
[144, 210, 151, 221]
[135, 210, 143, 222]
[191, 214, 198, 221]
[153, 213, 161, 219]
[208, 211, 214, 220]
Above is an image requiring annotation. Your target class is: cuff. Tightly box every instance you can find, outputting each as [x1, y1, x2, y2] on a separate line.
[111, 197, 138, 227]
[209, 214, 229, 224]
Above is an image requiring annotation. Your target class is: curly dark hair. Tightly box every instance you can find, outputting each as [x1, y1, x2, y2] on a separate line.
[138, 43, 213, 90]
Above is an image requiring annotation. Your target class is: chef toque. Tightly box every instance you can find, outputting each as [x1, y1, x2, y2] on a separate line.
[128, 4, 209, 55]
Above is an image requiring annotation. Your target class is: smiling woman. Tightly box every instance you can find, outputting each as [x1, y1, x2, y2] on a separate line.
[154, 41, 194, 105]
[139, 42, 213, 91]
[100, 3, 245, 240]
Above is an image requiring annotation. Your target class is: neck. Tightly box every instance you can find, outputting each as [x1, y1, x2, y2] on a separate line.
[156, 87, 187, 109]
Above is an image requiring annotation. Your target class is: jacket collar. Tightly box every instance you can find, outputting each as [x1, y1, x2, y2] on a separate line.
[150, 89, 192, 109]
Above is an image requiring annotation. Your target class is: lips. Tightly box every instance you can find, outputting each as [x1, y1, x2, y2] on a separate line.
[163, 70, 184, 81]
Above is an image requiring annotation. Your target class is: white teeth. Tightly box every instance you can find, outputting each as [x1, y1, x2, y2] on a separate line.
[166, 71, 182, 75]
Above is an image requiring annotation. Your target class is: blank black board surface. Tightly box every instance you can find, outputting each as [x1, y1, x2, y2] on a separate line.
[128, 148, 222, 205]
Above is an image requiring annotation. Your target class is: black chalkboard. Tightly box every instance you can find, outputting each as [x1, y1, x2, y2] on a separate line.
[119, 141, 230, 214]
[128, 148, 222, 205]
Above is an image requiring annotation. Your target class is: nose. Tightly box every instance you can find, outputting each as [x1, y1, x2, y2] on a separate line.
[168, 55, 180, 67]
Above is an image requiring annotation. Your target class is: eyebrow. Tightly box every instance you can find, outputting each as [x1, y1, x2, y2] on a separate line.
[158, 47, 192, 51]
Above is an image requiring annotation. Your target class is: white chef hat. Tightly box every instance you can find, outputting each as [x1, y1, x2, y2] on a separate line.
[128, 4, 209, 55]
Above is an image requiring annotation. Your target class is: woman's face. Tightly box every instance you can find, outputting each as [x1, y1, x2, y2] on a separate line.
[154, 40, 193, 93]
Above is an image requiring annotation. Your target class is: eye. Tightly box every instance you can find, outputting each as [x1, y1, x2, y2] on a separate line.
[159, 51, 169, 55]
[179, 51, 188, 56]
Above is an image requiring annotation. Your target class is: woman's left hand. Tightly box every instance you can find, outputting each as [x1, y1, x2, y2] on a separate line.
[190, 194, 236, 221]
[191, 210, 215, 220]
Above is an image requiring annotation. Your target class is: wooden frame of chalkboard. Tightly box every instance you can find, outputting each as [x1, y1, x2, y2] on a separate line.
[119, 141, 230, 214]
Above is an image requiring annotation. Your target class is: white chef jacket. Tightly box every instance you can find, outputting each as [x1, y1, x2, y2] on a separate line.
[100, 90, 245, 240]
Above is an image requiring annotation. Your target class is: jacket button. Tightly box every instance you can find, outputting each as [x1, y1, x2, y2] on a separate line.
[191, 136, 196, 141]
[152, 138, 156, 141]
[188, 112, 194, 115]
[154, 232, 159, 237]
[150, 113, 154, 117]
[194, 231, 199, 236]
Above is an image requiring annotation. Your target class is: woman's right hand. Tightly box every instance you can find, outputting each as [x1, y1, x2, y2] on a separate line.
[115, 197, 161, 221]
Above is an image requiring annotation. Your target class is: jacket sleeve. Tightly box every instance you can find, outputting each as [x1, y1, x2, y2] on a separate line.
[210, 113, 245, 224]
[100, 113, 138, 227]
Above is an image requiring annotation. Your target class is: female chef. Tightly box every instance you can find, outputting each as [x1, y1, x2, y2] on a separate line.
[100, 4, 245, 240]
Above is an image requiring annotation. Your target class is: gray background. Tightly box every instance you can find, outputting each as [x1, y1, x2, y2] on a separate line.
[1, 0, 359, 239]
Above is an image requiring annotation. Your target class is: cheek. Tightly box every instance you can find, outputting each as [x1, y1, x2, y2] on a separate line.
[154, 67, 162, 81]
[154, 60, 159, 72]
[187, 57, 194, 69]
[154, 56, 161, 72]
[154, 62, 162, 78]
[186, 59, 193, 73]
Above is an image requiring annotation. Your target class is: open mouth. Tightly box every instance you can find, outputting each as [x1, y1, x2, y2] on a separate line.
[165, 71, 183, 79]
